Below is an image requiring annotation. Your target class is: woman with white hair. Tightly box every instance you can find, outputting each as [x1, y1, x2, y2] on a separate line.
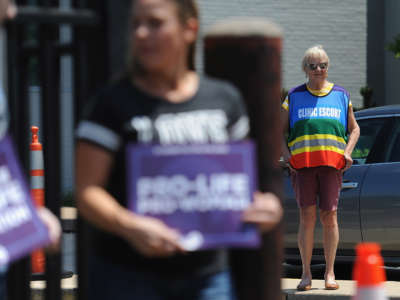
[281, 45, 360, 291]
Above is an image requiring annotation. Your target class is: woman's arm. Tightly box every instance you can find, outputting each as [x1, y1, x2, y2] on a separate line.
[75, 141, 125, 233]
[343, 106, 360, 171]
[75, 141, 184, 257]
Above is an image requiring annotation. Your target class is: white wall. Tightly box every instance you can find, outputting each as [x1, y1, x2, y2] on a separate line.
[197, 0, 367, 108]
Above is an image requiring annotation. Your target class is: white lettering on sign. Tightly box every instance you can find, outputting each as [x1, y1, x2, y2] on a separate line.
[297, 107, 341, 119]
[0, 206, 31, 233]
[130, 110, 229, 145]
[0, 166, 32, 233]
[136, 173, 250, 214]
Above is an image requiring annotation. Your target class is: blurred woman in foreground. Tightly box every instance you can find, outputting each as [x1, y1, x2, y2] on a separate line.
[76, 0, 282, 299]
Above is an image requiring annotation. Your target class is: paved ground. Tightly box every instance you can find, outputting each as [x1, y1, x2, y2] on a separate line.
[282, 278, 400, 300]
[31, 275, 77, 300]
[31, 277, 400, 300]
[56, 208, 400, 300]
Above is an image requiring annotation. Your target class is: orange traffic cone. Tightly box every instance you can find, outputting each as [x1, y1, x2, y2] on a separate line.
[30, 126, 46, 274]
[352, 242, 388, 300]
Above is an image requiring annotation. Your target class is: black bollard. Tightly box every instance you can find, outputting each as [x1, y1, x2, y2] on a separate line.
[204, 18, 284, 300]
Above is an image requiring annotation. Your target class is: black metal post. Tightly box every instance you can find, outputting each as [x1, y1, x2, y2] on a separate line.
[73, 7, 89, 300]
[38, 1, 62, 298]
[5, 22, 30, 167]
[6, 4, 32, 297]
[13, 6, 100, 25]
[5, 22, 19, 144]
[5, 20, 31, 300]
[5, 2, 104, 299]
[204, 18, 284, 300]
[72, 2, 89, 300]
[74, 2, 108, 300]
[6, 258, 31, 300]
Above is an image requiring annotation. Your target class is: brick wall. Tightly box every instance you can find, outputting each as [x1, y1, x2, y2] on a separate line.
[197, 0, 367, 108]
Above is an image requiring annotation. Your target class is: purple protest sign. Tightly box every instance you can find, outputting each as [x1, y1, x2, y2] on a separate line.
[126, 141, 260, 250]
[0, 135, 50, 265]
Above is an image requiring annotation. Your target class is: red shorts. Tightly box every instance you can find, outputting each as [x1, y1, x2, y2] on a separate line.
[291, 166, 342, 211]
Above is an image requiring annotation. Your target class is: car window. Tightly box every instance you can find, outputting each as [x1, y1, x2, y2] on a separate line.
[387, 118, 400, 162]
[352, 117, 387, 164]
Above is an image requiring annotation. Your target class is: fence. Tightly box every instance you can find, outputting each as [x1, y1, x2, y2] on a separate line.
[5, 1, 107, 299]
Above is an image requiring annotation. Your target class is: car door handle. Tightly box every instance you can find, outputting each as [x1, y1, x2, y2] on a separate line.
[341, 182, 358, 189]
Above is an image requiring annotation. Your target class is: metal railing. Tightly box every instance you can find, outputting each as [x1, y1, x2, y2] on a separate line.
[5, 1, 107, 299]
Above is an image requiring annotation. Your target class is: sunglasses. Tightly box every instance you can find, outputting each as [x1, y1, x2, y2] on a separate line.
[307, 62, 328, 70]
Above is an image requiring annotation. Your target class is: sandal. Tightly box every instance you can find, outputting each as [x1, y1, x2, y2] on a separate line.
[296, 281, 312, 291]
[325, 281, 339, 290]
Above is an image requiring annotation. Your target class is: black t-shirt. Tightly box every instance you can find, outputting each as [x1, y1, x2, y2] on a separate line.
[76, 75, 249, 277]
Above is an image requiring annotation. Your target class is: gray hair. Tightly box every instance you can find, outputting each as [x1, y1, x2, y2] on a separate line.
[301, 45, 330, 74]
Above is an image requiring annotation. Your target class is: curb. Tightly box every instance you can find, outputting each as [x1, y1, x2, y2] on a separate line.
[31, 289, 76, 300]
[282, 278, 400, 300]
[30, 275, 77, 300]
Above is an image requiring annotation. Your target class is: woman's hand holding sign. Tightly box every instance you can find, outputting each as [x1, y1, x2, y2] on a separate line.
[119, 211, 186, 257]
[242, 191, 283, 233]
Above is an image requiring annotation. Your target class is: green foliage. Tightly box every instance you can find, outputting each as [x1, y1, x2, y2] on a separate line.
[360, 86, 374, 109]
[352, 148, 370, 159]
[387, 34, 400, 59]
[360, 86, 373, 98]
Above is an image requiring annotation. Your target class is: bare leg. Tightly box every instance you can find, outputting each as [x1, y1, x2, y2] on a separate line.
[297, 205, 317, 289]
[320, 209, 339, 287]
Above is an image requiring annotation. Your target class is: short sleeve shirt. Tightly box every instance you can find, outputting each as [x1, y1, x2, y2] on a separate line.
[76, 75, 250, 276]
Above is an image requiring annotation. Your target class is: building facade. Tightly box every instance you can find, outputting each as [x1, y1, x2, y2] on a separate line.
[3, 0, 400, 192]
[368, 0, 400, 107]
[197, 0, 367, 108]
[107, 0, 369, 108]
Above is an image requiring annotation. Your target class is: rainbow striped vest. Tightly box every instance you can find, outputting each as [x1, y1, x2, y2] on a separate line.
[283, 83, 350, 170]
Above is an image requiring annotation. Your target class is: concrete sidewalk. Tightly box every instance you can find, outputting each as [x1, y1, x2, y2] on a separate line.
[57, 208, 400, 300]
[31, 277, 400, 300]
[282, 278, 400, 300]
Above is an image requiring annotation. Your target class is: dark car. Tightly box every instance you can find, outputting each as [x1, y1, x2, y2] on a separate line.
[283, 104, 400, 266]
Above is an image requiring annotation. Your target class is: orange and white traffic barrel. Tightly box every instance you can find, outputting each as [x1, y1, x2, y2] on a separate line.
[352, 242, 388, 300]
[30, 126, 46, 274]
